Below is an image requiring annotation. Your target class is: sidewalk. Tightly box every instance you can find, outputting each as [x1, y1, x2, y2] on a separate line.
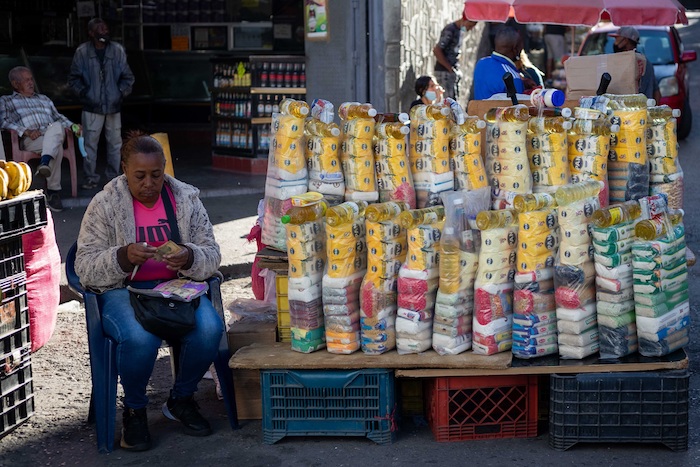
[48, 156, 267, 302]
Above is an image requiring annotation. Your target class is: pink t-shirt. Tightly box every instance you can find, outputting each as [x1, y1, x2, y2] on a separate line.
[132, 187, 179, 282]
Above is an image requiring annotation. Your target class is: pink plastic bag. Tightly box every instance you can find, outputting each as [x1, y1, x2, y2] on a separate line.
[23, 210, 61, 352]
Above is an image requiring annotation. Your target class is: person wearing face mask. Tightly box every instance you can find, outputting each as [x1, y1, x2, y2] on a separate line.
[433, 12, 477, 100]
[472, 27, 536, 100]
[610, 26, 661, 103]
[410, 75, 445, 109]
[69, 17, 135, 191]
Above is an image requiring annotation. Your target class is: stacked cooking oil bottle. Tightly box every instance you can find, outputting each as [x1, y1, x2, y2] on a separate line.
[261, 92, 689, 360]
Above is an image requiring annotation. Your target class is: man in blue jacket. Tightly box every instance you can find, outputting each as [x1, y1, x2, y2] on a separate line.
[473, 27, 531, 100]
[69, 18, 134, 190]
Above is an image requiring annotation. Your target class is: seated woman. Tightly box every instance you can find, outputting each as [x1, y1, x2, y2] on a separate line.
[75, 131, 222, 452]
[410, 75, 445, 109]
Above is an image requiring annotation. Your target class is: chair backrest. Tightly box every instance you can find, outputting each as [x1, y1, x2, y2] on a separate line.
[66, 242, 85, 296]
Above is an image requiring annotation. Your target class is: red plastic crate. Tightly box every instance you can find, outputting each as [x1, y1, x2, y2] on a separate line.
[426, 375, 539, 442]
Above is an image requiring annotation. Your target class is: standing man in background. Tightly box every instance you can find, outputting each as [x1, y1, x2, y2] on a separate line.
[610, 26, 662, 103]
[544, 24, 567, 80]
[433, 12, 477, 100]
[69, 18, 134, 190]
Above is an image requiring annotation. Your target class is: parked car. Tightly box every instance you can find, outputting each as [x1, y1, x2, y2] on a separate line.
[578, 24, 696, 139]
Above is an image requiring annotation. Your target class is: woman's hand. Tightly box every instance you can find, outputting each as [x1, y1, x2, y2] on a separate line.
[127, 242, 156, 266]
[163, 245, 193, 271]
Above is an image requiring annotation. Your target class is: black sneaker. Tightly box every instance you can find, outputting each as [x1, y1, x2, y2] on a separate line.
[162, 395, 212, 437]
[35, 155, 52, 178]
[121, 407, 152, 452]
[47, 192, 63, 212]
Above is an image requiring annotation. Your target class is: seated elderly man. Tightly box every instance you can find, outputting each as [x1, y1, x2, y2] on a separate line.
[0, 66, 79, 211]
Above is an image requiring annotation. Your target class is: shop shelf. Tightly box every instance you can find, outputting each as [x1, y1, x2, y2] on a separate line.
[0, 349, 33, 438]
[549, 370, 689, 451]
[0, 192, 48, 241]
[261, 369, 395, 445]
[426, 375, 538, 442]
[0, 283, 27, 338]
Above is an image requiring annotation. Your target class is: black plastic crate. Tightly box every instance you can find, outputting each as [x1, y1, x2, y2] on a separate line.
[0, 352, 34, 437]
[549, 370, 689, 451]
[0, 192, 47, 242]
[1, 348, 31, 395]
[0, 237, 24, 282]
[0, 282, 27, 338]
[0, 325, 30, 360]
[262, 369, 395, 445]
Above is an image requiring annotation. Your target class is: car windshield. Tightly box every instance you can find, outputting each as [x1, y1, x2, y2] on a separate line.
[580, 30, 675, 65]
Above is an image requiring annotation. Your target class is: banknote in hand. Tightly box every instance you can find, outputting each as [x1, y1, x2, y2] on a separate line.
[154, 240, 183, 262]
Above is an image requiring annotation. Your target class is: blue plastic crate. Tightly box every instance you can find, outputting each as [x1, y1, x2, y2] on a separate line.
[261, 369, 395, 444]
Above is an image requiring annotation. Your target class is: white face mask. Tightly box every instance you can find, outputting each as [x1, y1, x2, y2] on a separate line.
[424, 90, 437, 102]
[460, 26, 467, 34]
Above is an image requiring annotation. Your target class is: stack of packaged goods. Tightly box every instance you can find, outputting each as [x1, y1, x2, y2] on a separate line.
[374, 120, 416, 208]
[360, 202, 408, 355]
[409, 104, 453, 208]
[591, 200, 642, 359]
[305, 99, 345, 206]
[340, 102, 379, 203]
[433, 188, 490, 355]
[567, 107, 616, 208]
[450, 116, 488, 192]
[261, 98, 310, 250]
[647, 105, 683, 210]
[512, 193, 559, 359]
[527, 116, 571, 195]
[323, 201, 368, 354]
[472, 209, 518, 355]
[554, 180, 602, 359]
[633, 199, 689, 357]
[395, 206, 445, 354]
[605, 94, 651, 203]
[282, 193, 327, 353]
[483, 105, 533, 209]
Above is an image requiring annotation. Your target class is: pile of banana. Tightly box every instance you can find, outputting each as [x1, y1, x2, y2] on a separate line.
[0, 161, 33, 200]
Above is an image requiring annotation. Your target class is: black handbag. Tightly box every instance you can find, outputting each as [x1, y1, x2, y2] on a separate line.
[129, 185, 198, 341]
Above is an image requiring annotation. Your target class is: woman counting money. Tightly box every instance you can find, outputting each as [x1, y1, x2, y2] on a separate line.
[75, 131, 222, 451]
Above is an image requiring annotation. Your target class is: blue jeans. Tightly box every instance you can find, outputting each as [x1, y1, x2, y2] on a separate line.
[98, 285, 224, 409]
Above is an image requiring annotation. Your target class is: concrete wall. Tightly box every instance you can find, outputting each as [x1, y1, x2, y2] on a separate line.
[306, 0, 490, 117]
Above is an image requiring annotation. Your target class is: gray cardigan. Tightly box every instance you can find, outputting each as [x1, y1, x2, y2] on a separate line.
[75, 174, 221, 292]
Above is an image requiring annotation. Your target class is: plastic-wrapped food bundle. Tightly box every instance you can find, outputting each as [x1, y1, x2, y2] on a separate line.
[360, 201, 409, 354]
[647, 105, 683, 210]
[396, 206, 445, 354]
[484, 105, 532, 209]
[591, 200, 642, 358]
[569, 106, 616, 208]
[450, 116, 488, 193]
[605, 94, 650, 203]
[304, 99, 345, 206]
[632, 199, 689, 357]
[409, 104, 454, 208]
[323, 201, 368, 354]
[527, 116, 571, 193]
[512, 192, 559, 359]
[374, 121, 416, 208]
[554, 181, 602, 359]
[284, 195, 327, 353]
[433, 188, 490, 355]
[340, 102, 379, 202]
[261, 98, 310, 250]
[472, 209, 518, 355]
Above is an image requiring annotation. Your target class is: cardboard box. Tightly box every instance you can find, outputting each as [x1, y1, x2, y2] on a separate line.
[564, 50, 637, 100]
[227, 320, 277, 420]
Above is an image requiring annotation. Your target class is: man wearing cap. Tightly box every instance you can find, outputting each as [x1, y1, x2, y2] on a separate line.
[611, 26, 661, 103]
[433, 14, 477, 100]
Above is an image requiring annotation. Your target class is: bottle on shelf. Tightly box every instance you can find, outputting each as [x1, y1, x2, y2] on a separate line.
[410, 104, 450, 121]
[635, 209, 684, 240]
[338, 102, 377, 120]
[365, 201, 409, 222]
[440, 227, 461, 286]
[264, 95, 273, 117]
[299, 63, 306, 88]
[528, 116, 572, 133]
[554, 180, 604, 206]
[513, 193, 556, 213]
[325, 201, 368, 226]
[281, 201, 328, 224]
[398, 206, 445, 229]
[306, 119, 341, 137]
[475, 209, 517, 230]
[648, 105, 681, 125]
[592, 200, 642, 228]
[375, 122, 409, 139]
[484, 105, 530, 123]
[279, 98, 309, 118]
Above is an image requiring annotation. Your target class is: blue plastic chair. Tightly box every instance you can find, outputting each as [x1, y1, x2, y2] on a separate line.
[65, 242, 239, 453]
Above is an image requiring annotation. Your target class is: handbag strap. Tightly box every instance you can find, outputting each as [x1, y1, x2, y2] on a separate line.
[161, 184, 181, 244]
